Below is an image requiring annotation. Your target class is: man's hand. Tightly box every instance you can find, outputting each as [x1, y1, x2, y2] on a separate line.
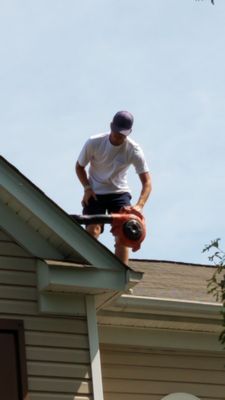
[132, 204, 143, 213]
[121, 172, 151, 215]
[121, 205, 143, 214]
[82, 188, 97, 207]
[75, 162, 98, 207]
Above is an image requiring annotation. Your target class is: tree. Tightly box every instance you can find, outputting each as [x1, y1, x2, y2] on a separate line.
[203, 239, 225, 345]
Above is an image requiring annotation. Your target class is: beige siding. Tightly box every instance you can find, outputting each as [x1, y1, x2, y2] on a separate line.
[0, 229, 93, 400]
[100, 344, 225, 400]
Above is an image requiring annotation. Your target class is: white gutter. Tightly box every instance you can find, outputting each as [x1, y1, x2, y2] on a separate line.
[99, 294, 223, 325]
[112, 295, 222, 319]
[98, 295, 224, 351]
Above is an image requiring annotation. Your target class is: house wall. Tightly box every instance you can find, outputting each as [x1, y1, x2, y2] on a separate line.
[0, 229, 93, 400]
[100, 344, 225, 400]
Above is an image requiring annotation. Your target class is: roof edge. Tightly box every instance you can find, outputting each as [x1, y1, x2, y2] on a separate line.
[130, 258, 215, 268]
[102, 294, 222, 321]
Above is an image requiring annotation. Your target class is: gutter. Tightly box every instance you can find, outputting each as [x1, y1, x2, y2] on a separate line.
[98, 296, 224, 351]
[110, 295, 223, 320]
[98, 295, 223, 329]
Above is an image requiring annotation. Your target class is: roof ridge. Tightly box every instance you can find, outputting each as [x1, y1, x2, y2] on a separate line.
[129, 258, 214, 268]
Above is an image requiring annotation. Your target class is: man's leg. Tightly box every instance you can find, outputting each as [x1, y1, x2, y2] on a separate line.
[83, 193, 131, 264]
[83, 195, 105, 240]
[108, 192, 132, 265]
[87, 222, 129, 264]
[115, 242, 129, 264]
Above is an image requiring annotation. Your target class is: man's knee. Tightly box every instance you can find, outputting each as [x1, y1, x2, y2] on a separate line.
[86, 224, 102, 239]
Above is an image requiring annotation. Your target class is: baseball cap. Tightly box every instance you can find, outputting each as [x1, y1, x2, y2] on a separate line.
[111, 110, 134, 136]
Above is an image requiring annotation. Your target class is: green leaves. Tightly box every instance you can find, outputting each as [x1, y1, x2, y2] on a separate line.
[203, 238, 225, 346]
[203, 238, 220, 252]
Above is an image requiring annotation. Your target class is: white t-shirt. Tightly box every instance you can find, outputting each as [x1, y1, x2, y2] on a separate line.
[77, 132, 149, 194]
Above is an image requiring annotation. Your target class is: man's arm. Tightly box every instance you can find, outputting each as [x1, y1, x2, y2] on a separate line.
[75, 161, 90, 188]
[134, 172, 152, 212]
[75, 161, 97, 206]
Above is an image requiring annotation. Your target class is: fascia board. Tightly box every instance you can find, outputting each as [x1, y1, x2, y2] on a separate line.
[126, 269, 143, 284]
[0, 157, 136, 273]
[38, 261, 129, 293]
[37, 260, 136, 311]
[45, 260, 142, 285]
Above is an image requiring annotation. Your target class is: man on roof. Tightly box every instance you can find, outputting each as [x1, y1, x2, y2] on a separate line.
[75, 110, 152, 264]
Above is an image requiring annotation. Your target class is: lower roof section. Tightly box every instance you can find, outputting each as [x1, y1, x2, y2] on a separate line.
[129, 259, 217, 302]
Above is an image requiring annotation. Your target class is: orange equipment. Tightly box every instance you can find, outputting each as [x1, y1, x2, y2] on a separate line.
[71, 208, 146, 251]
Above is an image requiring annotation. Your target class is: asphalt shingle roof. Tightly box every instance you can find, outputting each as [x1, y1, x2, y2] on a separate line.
[129, 259, 217, 303]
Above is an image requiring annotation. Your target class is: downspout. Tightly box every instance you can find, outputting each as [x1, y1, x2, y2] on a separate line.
[86, 295, 104, 400]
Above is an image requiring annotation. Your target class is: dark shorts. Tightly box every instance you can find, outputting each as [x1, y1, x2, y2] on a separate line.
[83, 192, 132, 216]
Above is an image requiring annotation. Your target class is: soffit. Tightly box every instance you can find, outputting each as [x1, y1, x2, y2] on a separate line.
[0, 187, 87, 264]
[0, 185, 88, 263]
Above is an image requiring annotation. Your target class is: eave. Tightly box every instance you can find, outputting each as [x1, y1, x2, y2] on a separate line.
[38, 259, 142, 311]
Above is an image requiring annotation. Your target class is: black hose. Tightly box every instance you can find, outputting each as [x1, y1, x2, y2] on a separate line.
[71, 214, 113, 225]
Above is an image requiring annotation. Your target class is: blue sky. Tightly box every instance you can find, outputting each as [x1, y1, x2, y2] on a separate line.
[1, 0, 225, 264]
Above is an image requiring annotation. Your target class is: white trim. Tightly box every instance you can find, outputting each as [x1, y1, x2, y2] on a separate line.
[86, 295, 104, 400]
[126, 294, 221, 306]
[98, 295, 224, 351]
[116, 294, 222, 309]
[102, 294, 222, 322]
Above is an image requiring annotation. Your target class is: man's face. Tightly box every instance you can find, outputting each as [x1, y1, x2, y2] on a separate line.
[109, 131, 127, 146]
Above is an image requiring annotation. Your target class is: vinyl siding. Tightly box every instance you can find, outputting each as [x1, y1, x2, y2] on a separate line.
[0, 229, 93, 400]
[100, 344, 225, 400]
